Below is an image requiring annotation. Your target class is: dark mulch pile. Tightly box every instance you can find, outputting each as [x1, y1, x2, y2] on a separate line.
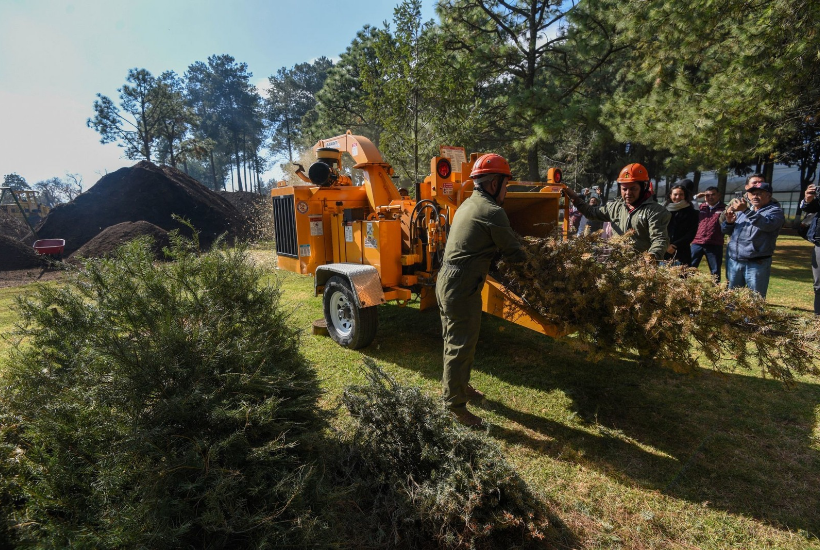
[70, 221, 171, 260]
[218, 191, 273, 240]
[0, 211, 31, 241]
[0, 235, 48, 270]
[35, 161, 247, 256]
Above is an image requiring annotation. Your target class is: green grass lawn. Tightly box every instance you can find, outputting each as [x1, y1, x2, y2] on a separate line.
[2, 237, 819, 549]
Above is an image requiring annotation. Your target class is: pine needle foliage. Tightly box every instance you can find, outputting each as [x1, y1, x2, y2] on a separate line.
[498, 232, 820, 381]
[340, 360, 550, 549]
[0, 234, 323, 548]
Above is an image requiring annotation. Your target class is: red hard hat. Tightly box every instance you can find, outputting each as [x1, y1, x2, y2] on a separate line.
[470, 153, 512, 178]
[617, 163, 650, 184]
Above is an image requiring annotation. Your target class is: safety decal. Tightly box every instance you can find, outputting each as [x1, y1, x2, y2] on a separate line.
[299, 244, 311, 257]
[364, 222, 377, 249]
[351, 142, 358, 157]
[296, 200, 309, 214]
[440, 145, 466, 168]
[309, 216, 323, 236]
[344, 225, 353, 242]
[442, 181, 453, 195]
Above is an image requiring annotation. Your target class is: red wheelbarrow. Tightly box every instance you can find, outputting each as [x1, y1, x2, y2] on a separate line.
[33, 239, 65, 257]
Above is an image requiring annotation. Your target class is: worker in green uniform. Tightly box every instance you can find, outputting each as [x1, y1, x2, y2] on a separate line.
[436, 153, 526, 427]
[563, 163, 671, 260]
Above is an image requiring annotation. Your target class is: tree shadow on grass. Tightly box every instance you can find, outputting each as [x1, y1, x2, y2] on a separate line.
[365, 302, 820, 536]
[770, 240, 814, 284]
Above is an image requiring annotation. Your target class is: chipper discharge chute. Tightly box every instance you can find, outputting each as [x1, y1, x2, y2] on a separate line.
[270, 132, 570, 349]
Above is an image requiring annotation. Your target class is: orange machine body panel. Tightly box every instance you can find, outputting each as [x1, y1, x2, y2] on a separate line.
[271, 184, 369, 275]
[328, 216, 402, 287]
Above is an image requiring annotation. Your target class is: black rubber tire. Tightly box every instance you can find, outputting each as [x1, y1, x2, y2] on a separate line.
[322, 275, 378, 349]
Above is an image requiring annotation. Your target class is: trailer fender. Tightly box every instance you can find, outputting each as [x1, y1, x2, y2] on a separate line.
[315, 264, 385, 308]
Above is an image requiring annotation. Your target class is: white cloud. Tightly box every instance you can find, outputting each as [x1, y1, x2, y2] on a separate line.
[254, 76, 272, 98]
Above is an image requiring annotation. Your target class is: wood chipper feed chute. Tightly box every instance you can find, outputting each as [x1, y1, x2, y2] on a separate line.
[481, 276, 565, 338]
[270, 136, 569, 348]
[501, 190, 563, 239]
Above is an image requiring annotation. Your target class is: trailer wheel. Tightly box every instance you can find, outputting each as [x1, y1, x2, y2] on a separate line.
[323, 276, 378, 349]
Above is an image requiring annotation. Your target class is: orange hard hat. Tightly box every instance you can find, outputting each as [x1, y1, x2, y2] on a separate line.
[617, 163, 650, 184]
[470, 153, 512, 178]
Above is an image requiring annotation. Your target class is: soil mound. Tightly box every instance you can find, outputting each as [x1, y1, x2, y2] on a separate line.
[0, 210, 31, 240]
[35, 161, 246, 256]
[0, 234, 47, 270]
[218, 191, 273, 240]
[70, 221, 171, 260]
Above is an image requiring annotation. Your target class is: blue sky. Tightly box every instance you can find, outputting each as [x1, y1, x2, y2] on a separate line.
[0, 0, 437, 190]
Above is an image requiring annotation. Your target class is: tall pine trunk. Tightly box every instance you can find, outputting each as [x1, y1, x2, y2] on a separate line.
[243, 134, 248, 189]
[234, 140, 244, 192]
[527, 146, 539, 182]
[209, 150, 218, 191]
[413, 88, 419, 185]
[717, 168, 728, 201]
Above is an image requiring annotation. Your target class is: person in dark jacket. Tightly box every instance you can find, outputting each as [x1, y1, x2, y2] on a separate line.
[676, 177, 697, 198]
[690, 186, 726, 281]
[800, 183, 820, 314]
[577, 196, 604, 236]
[663, 183, 699, 265]
[721, 175, 784, 298]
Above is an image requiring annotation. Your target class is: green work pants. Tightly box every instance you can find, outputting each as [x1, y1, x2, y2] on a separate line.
[436, 265, 485, 410]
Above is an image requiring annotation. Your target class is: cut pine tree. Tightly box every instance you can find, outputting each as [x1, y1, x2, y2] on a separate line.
[498, 232, 820, 382]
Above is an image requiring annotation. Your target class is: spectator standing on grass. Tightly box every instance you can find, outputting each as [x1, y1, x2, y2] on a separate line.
[690, 186, 727, 282]
[663, 183, 699, 266]
[577, 196, 604, 236]
[437, 153, 525, 428]
[568, 203, 583, 234]
[799, 183, 820, 314]
[721, 174, 784, 298]
[563, 163, 670, 260]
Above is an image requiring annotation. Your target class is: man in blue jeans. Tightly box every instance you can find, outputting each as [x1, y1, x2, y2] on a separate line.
[690, 186, 726, 282]
[721, 174, 784, 298]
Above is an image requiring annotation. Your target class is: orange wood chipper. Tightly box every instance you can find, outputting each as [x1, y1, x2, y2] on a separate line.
[271, 132, 570, 349]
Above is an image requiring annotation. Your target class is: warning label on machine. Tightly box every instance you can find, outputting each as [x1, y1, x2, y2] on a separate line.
[440, 145, 466, 169]
[364, 222, 377, 248]
[299, 244, 311, 257]
[309, 216, 323, 236]
[344, 225, 353, 242]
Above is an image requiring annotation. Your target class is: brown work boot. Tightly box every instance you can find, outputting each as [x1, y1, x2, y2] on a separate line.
[451, 407, 484, 428]
[466, 384, 485, 402]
